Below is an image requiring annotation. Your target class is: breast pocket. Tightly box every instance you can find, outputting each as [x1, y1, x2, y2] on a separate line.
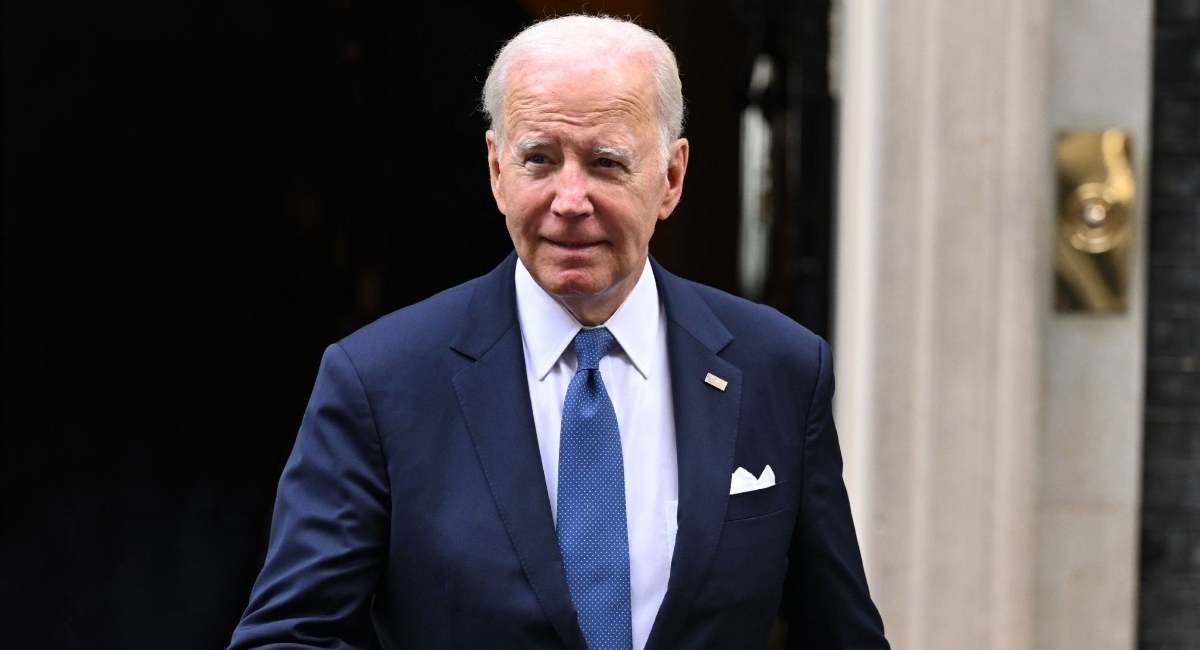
[697, 480, 796, 616]
[724, 481, 789, 522]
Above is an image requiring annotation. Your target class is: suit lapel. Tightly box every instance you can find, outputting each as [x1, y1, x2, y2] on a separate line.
[449, 255, 741, 650]
[451, 254, 588, 650]
[644, 259, 742, 650]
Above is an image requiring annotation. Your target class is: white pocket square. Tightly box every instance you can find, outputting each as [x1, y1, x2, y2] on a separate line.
[729, 465, 775, 495]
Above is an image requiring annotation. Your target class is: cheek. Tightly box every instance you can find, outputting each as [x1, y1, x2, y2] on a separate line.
[624, 194, 665, 241]
[504, 181, 551, 224]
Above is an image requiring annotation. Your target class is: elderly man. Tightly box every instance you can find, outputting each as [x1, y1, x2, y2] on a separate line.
[230, 15, 888, 650]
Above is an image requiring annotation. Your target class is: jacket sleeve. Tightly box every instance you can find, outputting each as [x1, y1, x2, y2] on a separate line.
[229, 343, 391, 650]
[779, 338, 889, 649]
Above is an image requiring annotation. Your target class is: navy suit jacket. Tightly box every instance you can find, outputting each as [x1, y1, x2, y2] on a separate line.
[229, 254, 888, 649]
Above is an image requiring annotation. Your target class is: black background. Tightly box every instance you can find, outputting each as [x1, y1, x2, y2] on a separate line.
[0, 0, 835, 646]
[2, 2, 528, 646]
[1137, 0, 1200, 648]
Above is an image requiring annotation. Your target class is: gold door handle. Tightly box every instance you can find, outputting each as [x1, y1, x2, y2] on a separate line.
[1055, 129, 1135, 313]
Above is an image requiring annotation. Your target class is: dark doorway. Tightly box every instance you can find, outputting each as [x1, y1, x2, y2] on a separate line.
[2, 2, 528, 646]
[1, 1, 838, 646]
[651, 0, 837, 338]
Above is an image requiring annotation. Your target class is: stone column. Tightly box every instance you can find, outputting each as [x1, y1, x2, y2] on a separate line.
[833, 0, 1154, 647]
[833, 0, 1051, 648]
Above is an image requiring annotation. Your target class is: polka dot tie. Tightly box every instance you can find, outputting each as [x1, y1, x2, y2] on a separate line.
[556, 327, 632, 650]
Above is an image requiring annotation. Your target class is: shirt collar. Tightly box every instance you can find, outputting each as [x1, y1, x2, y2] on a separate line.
[514, 257, 660, 381]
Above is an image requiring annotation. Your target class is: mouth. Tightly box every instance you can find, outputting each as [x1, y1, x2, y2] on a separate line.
[544, 237, 603, 251]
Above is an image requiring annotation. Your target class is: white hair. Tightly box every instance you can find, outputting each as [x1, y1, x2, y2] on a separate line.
[482, 14, 685, 166]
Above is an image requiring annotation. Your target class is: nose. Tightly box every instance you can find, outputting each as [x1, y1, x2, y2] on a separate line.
[550, 162, 593, 219]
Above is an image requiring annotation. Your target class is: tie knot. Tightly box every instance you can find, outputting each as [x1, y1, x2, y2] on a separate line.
[573, 327, 616, 370]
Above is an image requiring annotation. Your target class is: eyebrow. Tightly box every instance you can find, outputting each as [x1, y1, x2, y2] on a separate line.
[515, 139, 551, 153]
[511, 140, 636, 163]
[593, 145, 634, 161]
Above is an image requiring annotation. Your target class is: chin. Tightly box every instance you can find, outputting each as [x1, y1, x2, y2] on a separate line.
[546, 276, 609, 299]
[535, 268, 611, 299]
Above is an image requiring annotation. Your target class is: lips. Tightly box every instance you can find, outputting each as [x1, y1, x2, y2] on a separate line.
[544, 237, 602, 250]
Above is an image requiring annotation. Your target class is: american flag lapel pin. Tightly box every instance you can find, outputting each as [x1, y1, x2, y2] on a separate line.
[704, 372, 728, 391]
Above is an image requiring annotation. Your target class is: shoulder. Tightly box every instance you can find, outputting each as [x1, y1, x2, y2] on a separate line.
[674, 277, 828, 371]
[331, 276, 485, 380]
[686, 281, 820, 343]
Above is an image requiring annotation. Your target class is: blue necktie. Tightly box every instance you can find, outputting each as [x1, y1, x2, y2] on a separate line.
[557, 327, 633, 650]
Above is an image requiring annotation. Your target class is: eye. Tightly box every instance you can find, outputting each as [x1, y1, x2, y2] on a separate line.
[526, 153, 550, 165]
[595, 158, 620, 169]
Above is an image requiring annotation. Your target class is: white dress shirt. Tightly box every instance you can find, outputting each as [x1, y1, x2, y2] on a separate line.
[514, 258, 679, 650]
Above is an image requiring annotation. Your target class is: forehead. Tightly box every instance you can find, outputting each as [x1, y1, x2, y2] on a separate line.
[502, 55, 658, 142]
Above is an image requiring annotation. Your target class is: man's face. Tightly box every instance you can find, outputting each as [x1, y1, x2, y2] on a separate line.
[487, 54, 688, 323]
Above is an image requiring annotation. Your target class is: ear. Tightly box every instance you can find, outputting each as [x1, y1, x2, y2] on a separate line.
[486, 130, 507, 215]
[658, 138, 689, 220]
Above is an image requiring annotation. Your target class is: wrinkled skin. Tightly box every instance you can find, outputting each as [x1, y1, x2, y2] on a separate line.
[487, 53, 688, 325]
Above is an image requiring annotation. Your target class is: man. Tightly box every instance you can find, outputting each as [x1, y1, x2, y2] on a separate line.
[230, 15, 887, 650]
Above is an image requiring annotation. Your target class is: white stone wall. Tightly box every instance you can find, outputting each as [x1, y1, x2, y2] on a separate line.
[832, 0, 1153, 648]
[1037, 0, 1153, 648]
